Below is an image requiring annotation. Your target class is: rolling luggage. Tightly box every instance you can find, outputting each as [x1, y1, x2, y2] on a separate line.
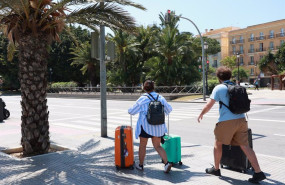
[115, 115, 134, 170]
[0, 98, 4, 121]
[161, 115, 182, 165]
[220, 128, 252, 173]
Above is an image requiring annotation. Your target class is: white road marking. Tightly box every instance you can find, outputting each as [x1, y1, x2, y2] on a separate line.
[248, 107, 280, 115]
[249, 118, 285, 123]
[274, 134, 285, 137]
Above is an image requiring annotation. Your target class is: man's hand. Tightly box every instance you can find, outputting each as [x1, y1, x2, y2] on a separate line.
[198, 114, 203, 123]
[197, 99, 215, 123]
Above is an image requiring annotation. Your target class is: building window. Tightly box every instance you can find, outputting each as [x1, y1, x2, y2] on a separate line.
[250, 33, 254, 41]
[250, 68, 254, 75]
[213, 60, 218, 67]
[281, 28, 284, 36]
[260, 55, 263, 60]
[240, 56, 244, 65]
[281, 40, 284, 46]
[270, 30, 274, 38]
[259, 43, 263, 51]
[240, 45, 244, 54]
[240, 36, 244, 43]
[250, 44, 254, 53]
[232, 46, 236, 54]
[250, 56, 254, 65]
[270, 42, 274, 50]
[232, 37, 236, 44]
[260, 32, 264, 40]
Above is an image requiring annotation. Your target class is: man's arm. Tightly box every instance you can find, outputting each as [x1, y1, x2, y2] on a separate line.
[197, 99, 216, 123]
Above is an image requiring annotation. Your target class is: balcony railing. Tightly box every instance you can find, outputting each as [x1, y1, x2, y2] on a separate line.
[248, 62, 255, 65]
[248, 49, 255, 53]
[256, 48, 266, 52]
[268, 46, 276, 50]
[248, 38, 255, 42]
[267, 35, 275, 39]
[255, 36, 265, 41]
[276, 33, 285, 38]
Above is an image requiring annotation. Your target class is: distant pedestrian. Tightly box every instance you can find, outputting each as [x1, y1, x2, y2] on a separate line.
[254, 79, 259, 90]
[128, 80, 173, 173]
[197, 66, 266, 183]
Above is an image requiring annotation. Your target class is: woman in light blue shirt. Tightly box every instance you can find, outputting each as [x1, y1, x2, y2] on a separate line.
[128, 80, 172, 173]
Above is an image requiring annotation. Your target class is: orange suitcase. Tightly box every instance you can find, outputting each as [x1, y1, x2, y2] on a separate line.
[115, 119, 134, 169]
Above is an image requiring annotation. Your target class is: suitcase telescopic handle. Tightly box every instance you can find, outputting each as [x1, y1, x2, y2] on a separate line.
[167, 114, 169, 136]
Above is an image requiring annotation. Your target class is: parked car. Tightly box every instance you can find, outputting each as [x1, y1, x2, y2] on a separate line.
[240, 82, 255, 88]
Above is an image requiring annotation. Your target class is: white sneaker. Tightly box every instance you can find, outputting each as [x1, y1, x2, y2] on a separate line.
[164, 162, 172, 173]
[135, 163, 143, 171]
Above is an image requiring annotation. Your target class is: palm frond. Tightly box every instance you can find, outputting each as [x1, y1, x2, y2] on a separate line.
[66, 0, 145, 10]
[67, 3, 136, 31]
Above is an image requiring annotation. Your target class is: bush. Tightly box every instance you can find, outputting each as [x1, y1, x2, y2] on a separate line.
[208, 79, 219, 94]
[51, 82, 78, 88]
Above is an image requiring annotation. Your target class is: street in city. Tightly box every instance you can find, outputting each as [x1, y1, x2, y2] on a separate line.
[0, 91, 285, 184]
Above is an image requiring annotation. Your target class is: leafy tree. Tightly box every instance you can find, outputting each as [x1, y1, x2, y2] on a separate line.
[204, 37, 221, 55]
[0, 0, 144, 156]
[220, 56, 237, 70]
[232, 68, 249, 81]
[70, 41, 100, 86]
[259, 51, 277, 75]
[0, 33, 19, 90]
[274, 44, 285, 74]
[48, 26, 91, 86]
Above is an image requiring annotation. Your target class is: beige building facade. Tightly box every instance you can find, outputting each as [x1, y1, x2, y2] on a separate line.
[203, 19, 285, 85]
[203, 27, 239, 68]
[228, 19, 285, 84]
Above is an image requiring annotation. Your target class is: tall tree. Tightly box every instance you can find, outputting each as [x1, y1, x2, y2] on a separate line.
[220, 56, 238, 70]
[0, 0, 145, 156]
[70, 41, 100, 86]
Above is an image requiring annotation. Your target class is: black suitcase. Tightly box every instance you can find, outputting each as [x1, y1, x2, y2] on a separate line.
[0, 98, 3, 121]
[220, 128, 252, 173]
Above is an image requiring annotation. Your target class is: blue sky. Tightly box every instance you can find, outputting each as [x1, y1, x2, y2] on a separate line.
[121, 0, 285, 35]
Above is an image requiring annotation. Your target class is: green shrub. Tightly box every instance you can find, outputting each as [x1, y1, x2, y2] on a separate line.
[51, 82, 78, 88]
[208, 79, 219, 94]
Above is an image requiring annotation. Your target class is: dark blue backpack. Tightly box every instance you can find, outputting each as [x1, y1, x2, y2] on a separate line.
[144, 93, 165, 125]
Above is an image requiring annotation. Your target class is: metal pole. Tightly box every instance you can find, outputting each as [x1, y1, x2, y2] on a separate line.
[179, 16, 206, 101]
[237, 58, 240, 85]
[100, 2, 107, 137]
[205, 53, 209, 95]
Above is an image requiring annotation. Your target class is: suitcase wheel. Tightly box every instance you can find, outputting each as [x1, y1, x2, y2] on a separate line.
[129, 165, 134, 170]
[116, 166, 120, 170]
[179, 161, 182, 165]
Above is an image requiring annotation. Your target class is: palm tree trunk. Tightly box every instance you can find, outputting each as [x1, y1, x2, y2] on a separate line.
[18, 34, 51, 156]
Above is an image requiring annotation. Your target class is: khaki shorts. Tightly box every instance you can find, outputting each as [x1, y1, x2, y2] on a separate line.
[214, 118, 248, 146]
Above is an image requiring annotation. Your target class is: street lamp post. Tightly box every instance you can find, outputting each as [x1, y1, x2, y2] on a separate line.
[204, 42, 209, 95]
[236, 53, 240, 85]
[166, 11, 206, 100]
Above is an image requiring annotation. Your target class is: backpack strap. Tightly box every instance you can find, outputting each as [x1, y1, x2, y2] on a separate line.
[148, 93, 158, 101]
[219, 83, 230, 110]
[143, 95, 152, 101]
[219, 101, 230, 110]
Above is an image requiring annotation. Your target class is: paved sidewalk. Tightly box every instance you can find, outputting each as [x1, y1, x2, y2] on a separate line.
[0, 131, 285, 185]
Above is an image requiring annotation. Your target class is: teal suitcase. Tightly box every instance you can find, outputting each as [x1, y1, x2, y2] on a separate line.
[161, 116, 182, 165]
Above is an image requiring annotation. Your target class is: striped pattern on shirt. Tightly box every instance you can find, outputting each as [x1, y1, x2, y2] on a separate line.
[128, 91, 172, 139]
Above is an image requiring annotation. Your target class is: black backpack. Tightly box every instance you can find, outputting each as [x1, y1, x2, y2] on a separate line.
[219, 83, 251, 114]
[144, 93, 165, 125]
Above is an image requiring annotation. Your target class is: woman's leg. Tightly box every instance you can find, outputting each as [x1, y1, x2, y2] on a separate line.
[139, 137, 148, 165]
[151, 136, 168, 164]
